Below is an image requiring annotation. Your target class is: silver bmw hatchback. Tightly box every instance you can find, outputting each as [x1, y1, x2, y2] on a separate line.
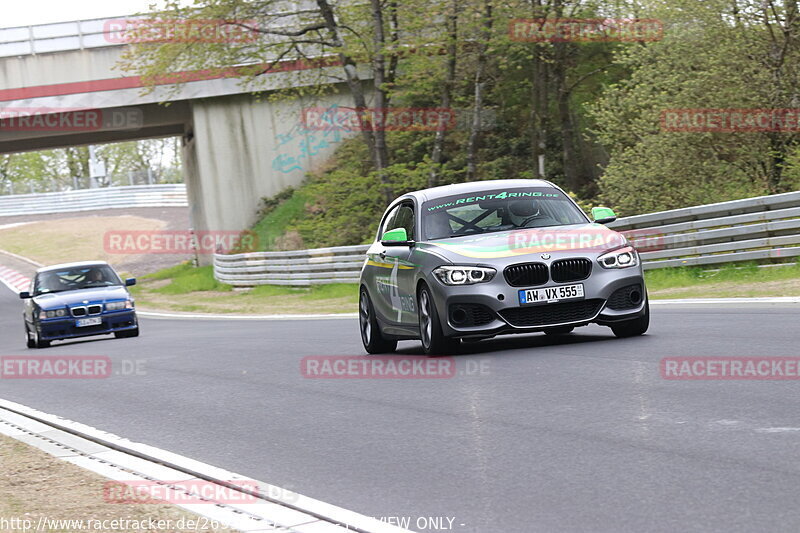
[359, 179, 649, 354]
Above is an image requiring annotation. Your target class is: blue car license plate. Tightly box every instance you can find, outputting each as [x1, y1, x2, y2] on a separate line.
[76, 317, 102, 327]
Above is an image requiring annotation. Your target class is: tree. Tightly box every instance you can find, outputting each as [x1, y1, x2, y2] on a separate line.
[590, 0, 800, 213]
[116, 0, 431, 202]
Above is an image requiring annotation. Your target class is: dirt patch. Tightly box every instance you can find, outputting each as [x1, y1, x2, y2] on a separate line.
[0, 434, 238, 532]
[0, 215, 193, 277]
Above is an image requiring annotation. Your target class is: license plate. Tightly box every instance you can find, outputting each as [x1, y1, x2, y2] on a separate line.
[518, 284, 584, 305]
[76, 317, 102, 327]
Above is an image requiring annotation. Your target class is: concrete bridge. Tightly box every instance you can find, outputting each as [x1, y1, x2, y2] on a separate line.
[0, 15, 360, 253]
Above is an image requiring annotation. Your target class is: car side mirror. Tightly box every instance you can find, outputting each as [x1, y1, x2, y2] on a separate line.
[592, 206, 617, 225]
[380, 227, 414, 247]
[125, 278, 137, 287]
[19, 291, 31, 299]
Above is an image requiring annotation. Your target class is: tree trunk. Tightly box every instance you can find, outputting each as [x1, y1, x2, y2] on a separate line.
[369, 0, 392, 203]
[465, 0, 493, 182]
[316, 0, 383, 183]
[550, 0, 580, 192]
[429, 0, 458, 187]
[529, 0, 549, 178]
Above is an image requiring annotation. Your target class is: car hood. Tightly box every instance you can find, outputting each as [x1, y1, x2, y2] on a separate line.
[33, 286, 130, 308]
[419, 223, 627, 263]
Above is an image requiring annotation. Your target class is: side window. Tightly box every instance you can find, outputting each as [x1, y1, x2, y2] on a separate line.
[380, 205, 401, 238]
[393, 204, 415, 240]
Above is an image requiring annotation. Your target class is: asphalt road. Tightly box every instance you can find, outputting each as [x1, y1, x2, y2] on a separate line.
[2, 284, 800, 533]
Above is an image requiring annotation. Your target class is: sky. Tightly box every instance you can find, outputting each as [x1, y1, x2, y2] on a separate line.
[1, 0, 185, 29]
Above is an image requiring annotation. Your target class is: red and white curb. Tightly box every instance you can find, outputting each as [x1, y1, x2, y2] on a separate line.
[0, 265, 31, 294]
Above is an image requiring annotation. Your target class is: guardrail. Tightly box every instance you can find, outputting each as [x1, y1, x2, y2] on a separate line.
[611, 190, 800, 270]
[214, 245, 369, 286]
[0, 184, 188, 217]
[214, 190, 800, 286]
[0, 3, 320, 59]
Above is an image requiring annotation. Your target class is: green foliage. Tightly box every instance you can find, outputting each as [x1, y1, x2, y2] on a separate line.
[141, 261, 195, 280]
[151, 265, 233, 294]
[251, 188, 311, 250]
[590, 0, 800, 214]
[284, 135, 465, 248]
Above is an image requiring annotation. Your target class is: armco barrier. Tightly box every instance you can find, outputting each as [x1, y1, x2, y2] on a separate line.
[610, 190, 800, 270]
[0, 184, 188, 217]
[213, 245, 369, 286]
[214, 190, 800, 286]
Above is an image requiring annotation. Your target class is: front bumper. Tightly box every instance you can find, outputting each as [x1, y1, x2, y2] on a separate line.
[36, 310, 138, 341]
[428, 266, 646, 338]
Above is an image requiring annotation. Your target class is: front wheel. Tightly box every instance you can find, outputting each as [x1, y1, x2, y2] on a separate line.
[418, 284, 459, 355]
[359, 288, 397, 354]
[27, 325, 50, 349]
[24, 323, 35, 349]
[611, 300, 650, 338]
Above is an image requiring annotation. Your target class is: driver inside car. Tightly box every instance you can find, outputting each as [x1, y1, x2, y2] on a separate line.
[507, 199, 556, 228]
[84, 268, 108, 286]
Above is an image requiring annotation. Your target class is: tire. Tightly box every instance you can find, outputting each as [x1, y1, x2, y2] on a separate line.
[611, 299, 650, 338]
[28, 325, 50, 349]
[417, 284, 460, 356]
[359, 288, 397, 354]
[544, 326, 574, 336]
[115, 327, 139, 339]
[24, 323, 35, 349]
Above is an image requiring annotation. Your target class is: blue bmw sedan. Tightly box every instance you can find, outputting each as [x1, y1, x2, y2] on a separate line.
[20, 261, 139, 348]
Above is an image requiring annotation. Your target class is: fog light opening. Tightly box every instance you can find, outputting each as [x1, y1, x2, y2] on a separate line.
[451, 308, 468, 325]
[629, 290, 642, 305]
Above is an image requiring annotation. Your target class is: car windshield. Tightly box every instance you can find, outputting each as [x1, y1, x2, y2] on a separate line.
[34, 265, 123, 295]
[421, 187, 589, 240]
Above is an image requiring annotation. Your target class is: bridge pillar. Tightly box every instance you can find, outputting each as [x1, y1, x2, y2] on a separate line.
[181, 90, 354, 263]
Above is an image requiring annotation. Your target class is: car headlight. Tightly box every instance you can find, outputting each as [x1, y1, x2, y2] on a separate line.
[598, 246, 639, 269]
[106, 300, 133, 311]
[40, 308, 67, 319]
[433, 265, 496, 285]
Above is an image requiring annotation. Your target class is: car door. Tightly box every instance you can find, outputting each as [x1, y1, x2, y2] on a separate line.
[385, 202, 418, 325]
[369, 202, 417, 326]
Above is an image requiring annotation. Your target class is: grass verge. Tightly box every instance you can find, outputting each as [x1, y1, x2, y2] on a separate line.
[131, 262, 358, 314]
[131, 260, 800, 316]
[0, 434, 238, 532]
[645, 262, 800, 298]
